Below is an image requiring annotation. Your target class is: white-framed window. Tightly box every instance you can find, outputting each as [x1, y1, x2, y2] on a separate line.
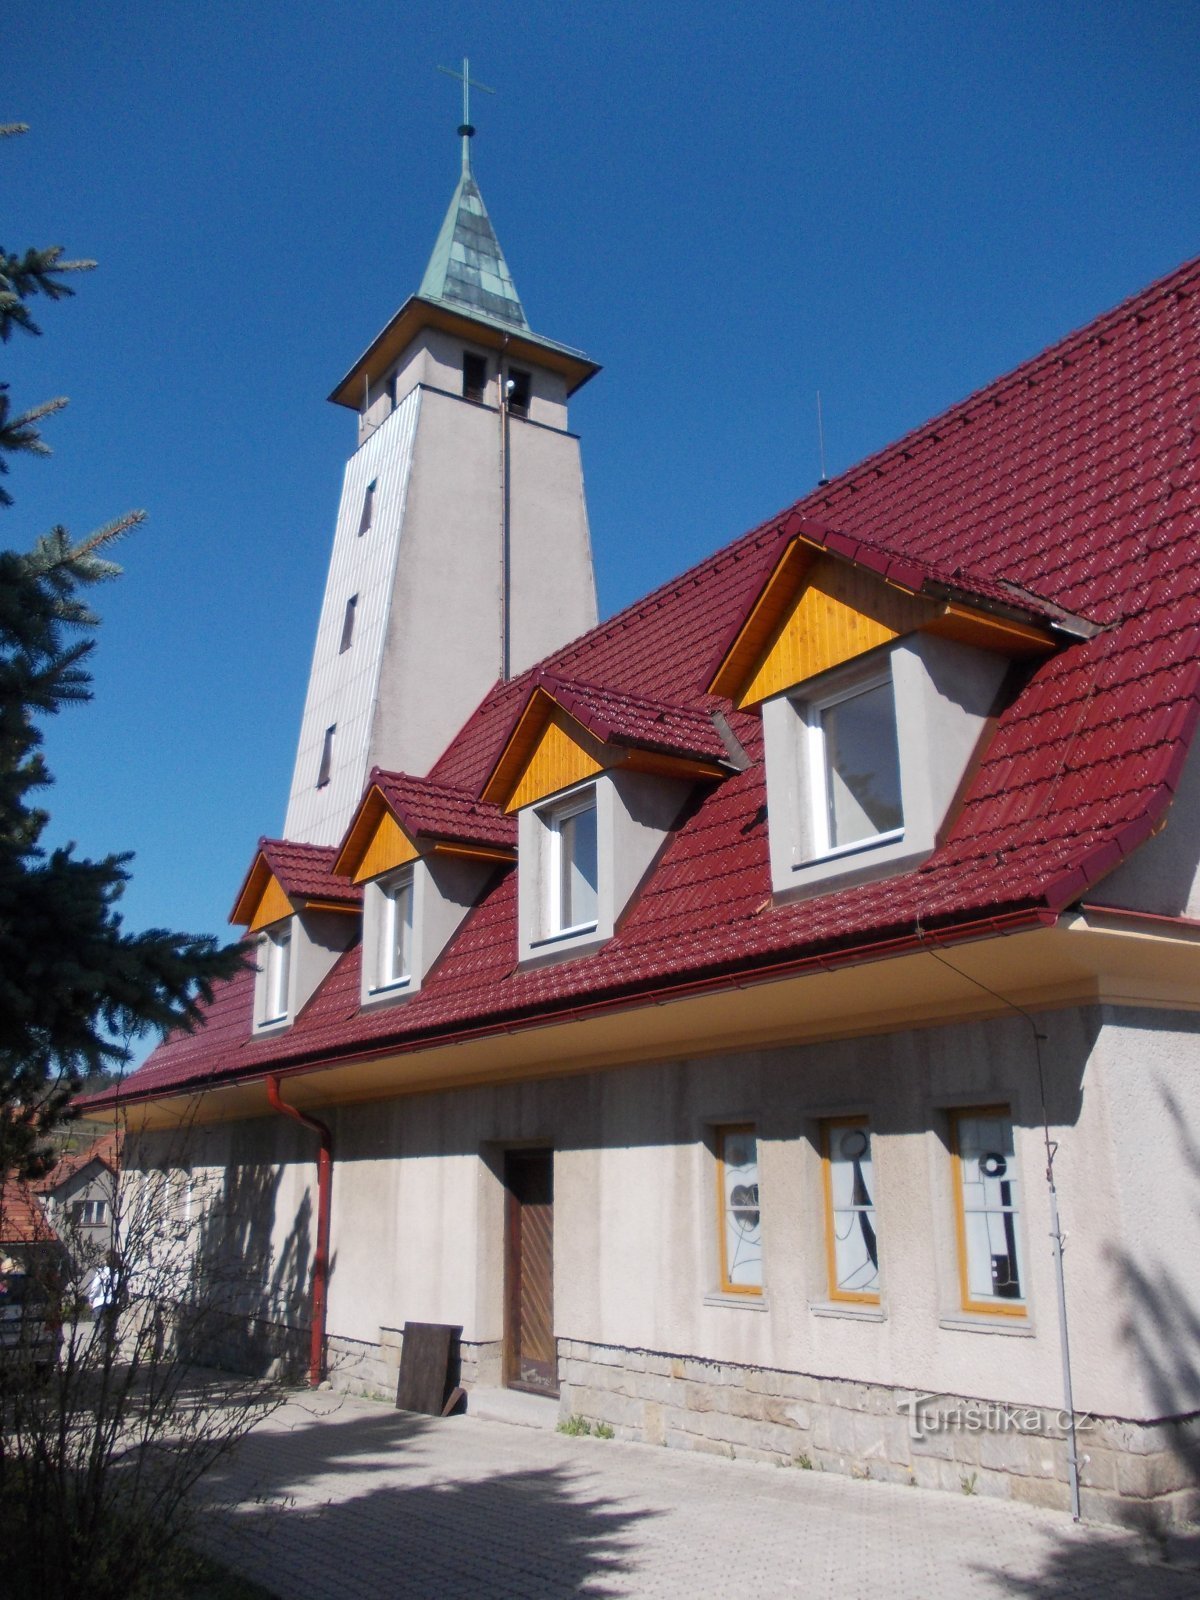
[950, 1107, 1026, 1316]
[804, 671, 903, 860]
[372, 871, 413, 993]
[714, 1124, 762, 1294]
[339, 593, 358, 654]
[821, 1118, 880, 1303]
[544, 790, 598, 938]
[259, 924, 292, 1024]
[761, 636, 1010, 900]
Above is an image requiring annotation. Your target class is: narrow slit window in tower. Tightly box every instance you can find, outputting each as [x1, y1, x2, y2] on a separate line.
[358, 480, 377, 537]
[339, 594, 358, 654]
[317, 725, 336, 789]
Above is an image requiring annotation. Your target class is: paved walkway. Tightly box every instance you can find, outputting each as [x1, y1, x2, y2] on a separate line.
[201, 1390, 1200, 1599]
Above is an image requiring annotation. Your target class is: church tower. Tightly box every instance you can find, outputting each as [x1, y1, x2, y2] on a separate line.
[283, 91, 599, 846]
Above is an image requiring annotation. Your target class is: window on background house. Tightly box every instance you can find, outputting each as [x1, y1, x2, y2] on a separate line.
[463, 351, 487, 402]
[506, 367, 531, 417]
[821, 1119, 880, 1303]
[317, 725, 335, 788]
[805, 672, 903, 858]
[357, 479, 377, 537]
[339, 593, 358, 654]
[373, 872, 413, 992]
[260, 924, 292, 1024]
[715, 1125, 762, 1294]
[545, 791, 598, 938]
[950, 1108, 1026, 1315]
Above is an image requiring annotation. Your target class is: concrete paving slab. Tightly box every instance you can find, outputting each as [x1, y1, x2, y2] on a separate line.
[200, 1388, 1200, 1599]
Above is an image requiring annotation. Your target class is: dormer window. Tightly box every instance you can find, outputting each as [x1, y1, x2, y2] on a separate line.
[258, 923, 292, 1027]
[335, 773, 517, 1010]
[480, 676, 730, 967]
[806, 670, 903, 859]
[232, 839, 361, 1035]
[708, 533, 1061, 902]
[545, 790, 598, 938]
[373, 871, 414, 992]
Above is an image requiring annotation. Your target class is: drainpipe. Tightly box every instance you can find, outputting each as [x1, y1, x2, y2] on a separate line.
[266, 1073, 332, 1387]
[498, 334, 512, 682]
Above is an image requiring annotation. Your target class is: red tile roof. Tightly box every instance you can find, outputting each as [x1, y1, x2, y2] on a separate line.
[32, 1133, 119, 1195]
[231, 838, 362, 922]
[1, 1178, 58, 1247]
[533, 674, 733, 764]
[369, 770, 516, 851]
[102, 252, 1200, 1104]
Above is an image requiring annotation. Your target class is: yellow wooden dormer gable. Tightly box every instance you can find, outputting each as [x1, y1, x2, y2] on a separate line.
[709, 535, 1058, 709]
[334, 790, 421, 884]
[231, 859, 296, 932]
[500, 701, 606, 813]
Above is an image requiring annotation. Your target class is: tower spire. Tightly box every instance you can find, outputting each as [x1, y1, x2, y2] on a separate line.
[437, 56, 494, 175]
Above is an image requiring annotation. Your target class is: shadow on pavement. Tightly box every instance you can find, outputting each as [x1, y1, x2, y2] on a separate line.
[199, 1402, 658, 1599]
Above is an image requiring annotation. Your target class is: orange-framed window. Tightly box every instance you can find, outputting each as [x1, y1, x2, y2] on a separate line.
[821, 1117, 880, 1303]
[950, 1107, 1026, 1317]
[714, 1125, 762, 1294]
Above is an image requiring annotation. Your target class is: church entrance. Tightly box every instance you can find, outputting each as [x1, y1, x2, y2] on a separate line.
[503, 1149, 557, 1395]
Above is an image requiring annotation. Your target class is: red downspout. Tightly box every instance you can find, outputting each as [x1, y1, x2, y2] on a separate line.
[266, 1073, 332, 1388]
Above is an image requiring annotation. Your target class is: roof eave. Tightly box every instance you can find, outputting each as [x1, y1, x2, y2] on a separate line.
[328, 296, 600, 409]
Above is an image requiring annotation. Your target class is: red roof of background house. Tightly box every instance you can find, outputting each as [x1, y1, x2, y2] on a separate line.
[368, 771, 517, 851]
[32, 1132, 119, 1195]
[103, 253, 1200, 1104]
[0, 1178, 58, 1247]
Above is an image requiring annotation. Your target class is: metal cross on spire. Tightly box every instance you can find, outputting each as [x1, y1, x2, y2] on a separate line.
[437, 57, 495, 174]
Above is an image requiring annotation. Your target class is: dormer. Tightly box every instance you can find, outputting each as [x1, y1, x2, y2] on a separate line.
[230, 840, 362, 1033]
[481, 675, 735, 964]
[709, 520, 1094, 900]
[333, 771, 515, 1007]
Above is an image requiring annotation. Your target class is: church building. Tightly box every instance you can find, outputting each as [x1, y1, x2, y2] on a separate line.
[92, 111, 1200, 1529]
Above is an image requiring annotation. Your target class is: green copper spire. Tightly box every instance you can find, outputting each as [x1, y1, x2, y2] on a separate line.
[422, 58, 530, 331]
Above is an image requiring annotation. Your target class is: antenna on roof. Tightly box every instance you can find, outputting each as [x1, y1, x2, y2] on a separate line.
[816, 392, 829, 487]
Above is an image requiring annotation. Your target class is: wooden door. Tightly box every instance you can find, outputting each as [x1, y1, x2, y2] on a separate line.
[504, 1149, 557, 1395]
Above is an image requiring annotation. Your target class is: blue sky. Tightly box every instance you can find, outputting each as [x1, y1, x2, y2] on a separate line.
[7, 1, 1200, 1053]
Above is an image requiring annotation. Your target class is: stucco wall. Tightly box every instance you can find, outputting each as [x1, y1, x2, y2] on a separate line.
[132, 1002, 1200, 1436]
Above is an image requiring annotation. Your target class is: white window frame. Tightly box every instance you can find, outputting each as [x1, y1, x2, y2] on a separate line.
[258, 924, 292, 1026]
[372, 870, 414, 995]
[803, 670, 904, 863]
[761, 636, 1011, 902]
[543, 789, 599, 940]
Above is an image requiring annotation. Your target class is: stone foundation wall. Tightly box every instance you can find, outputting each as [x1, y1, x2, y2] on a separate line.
[556, 1337, 1200, 1530]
